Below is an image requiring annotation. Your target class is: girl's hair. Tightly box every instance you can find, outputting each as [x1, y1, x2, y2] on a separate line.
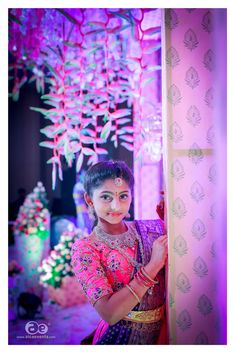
[84, 160, 134, 197]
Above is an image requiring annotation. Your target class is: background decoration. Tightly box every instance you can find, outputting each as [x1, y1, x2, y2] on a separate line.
[14, 181, 49, 238]
[13, 182, 50, 295]
[38, 228, 88, 307]
[9, 8, 162, 189]
[162, 8, 226, 344]
[38, 228, 87, 288]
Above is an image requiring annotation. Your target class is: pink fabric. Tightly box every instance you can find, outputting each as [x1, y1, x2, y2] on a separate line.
[92, 320, 109, 344]
[71, 231, 135, 306]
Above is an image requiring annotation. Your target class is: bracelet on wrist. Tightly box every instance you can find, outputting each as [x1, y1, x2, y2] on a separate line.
[141, 267, 159, 285]
[126, 283, 141, 302]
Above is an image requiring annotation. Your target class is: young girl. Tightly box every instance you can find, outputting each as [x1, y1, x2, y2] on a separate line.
[71, 160, 168, 345]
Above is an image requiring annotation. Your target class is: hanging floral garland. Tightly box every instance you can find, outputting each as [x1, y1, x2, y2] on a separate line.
[9, 8, 161, 188]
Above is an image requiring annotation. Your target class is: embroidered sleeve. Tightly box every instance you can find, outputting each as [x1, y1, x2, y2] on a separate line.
[71, 239, 113, 306]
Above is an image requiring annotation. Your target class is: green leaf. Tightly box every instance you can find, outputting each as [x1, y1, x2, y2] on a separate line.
[19, 76, 27, 88]
[76, 152, 84, 173]
[111, 109, 132, 119]
[143, 43, 161, 54]
[52, 163, 56, 190]
[47, 46, 63, 61]
[121, 125, 134, 133]
[119, 135, 134, 143]
[44, 62, 61, 80]
[47, 156, 60, 164]
[80, 136, 95, 144]
[95, 147, 108, 155]
[12, 90, 19, 102]
[30, 107, 49, 116]
[85, 28, 106, 36]
[116, 118, 131, 125]
[82, 147, 95, 156]
[64, 140, 75, 167]
[108, 11, 130, 22]
[145, 65, 162, 72]
[87, 21, 106, 28]
[56, 9, 80, 25]
[108, 24, 130, 34]
[143, 26, 161, 36]
[85, 46, 102, 55]
[141, 77, 156, 88]
[39, 141, 55, 149]
[120, 142, 134, 152]
[41, 94, 63, 102]
[100, 121, 112, 140]
[58, 165, 63, 181]
[63, 41, 81, 48]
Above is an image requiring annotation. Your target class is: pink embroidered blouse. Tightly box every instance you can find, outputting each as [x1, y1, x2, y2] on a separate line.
[71, 229, 137, 306]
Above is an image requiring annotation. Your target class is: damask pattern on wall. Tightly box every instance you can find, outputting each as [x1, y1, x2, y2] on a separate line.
[163, 8, 226, 344]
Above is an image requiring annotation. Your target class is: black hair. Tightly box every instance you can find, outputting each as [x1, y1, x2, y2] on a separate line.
[84, 160, 134, 197]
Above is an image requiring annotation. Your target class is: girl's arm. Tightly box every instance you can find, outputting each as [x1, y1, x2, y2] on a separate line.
[94, 234, 168, 325]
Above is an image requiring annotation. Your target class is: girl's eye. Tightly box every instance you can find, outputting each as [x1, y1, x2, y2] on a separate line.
[120, 194, 129, 200]
[101, 195, 112, 201]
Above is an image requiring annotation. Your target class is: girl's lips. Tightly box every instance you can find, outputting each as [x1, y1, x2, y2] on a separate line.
[108, 212, 122, 217]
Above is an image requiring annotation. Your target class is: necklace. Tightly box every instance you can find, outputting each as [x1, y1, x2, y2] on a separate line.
[94, 223, 144, 269]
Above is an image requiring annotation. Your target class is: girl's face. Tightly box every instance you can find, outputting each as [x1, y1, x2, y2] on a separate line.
[87, 178, 132, 225]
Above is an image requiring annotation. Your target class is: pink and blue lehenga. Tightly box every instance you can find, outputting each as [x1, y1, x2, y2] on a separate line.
[71, 219, 166, 345]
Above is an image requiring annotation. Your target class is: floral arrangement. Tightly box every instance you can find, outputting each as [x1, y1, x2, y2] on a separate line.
[8, 260, 24, 276]
[38, 228, 87, 288]
[9, 9, 162, 188]
[14, 181, 49, 239]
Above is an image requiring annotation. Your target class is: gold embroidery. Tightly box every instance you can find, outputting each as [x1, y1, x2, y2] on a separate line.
[123, 305, 165, 323]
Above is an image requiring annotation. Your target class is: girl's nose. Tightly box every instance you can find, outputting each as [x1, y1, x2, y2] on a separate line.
[110, 198, 120, 211]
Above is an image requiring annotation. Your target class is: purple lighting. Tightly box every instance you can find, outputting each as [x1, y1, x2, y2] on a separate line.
[9, 8, 162, 189]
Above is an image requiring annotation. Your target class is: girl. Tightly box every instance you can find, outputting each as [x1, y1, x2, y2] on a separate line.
[71, 160, 168, 345]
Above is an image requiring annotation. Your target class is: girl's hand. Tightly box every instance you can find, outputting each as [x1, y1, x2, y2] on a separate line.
[149, 234, 168, 271]
[156, 191, 165, 220]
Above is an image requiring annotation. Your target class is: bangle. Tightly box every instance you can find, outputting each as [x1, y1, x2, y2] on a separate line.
[138, 269, 155, 287]
[135, 271, 152, 288]
[126, 284, 141, 303]
[141, 267, 159, 285]
[134, 272, 149, 288]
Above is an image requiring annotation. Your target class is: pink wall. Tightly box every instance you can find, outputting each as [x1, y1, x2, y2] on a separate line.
[162, 8, 226, 344]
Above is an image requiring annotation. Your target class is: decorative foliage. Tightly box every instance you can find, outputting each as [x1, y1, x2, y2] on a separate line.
[38, 228, 87, 288]
[173, 235, 188, 257]
[170, 159, 185, 181]
[192, 219, 207, 241]
[166, 46, 180, 68]
[203, 49, 215, 71]
[167, 84, 182, 105]
[197, 294, 213, 315]
[8, 9, 162, 188]
[176, 310, 192, 331]
[190, 181, 205, 203]
[14, 182, 49, 239]
[186, 105, 201, 127]
[172, 197, 187, 219]
[193, 256, 208, 278]
[184, 29, 199, 51]
[168, 121, 183, 143]
[205, 87, 214, 108]
[176, 272, 191, 293]
[194, 331, 209, 344]
[188, 142, 204, 164]
[185, 66, 200, 89]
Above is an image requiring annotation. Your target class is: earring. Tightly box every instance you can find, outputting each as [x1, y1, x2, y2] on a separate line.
[88, 204, 96, 221]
